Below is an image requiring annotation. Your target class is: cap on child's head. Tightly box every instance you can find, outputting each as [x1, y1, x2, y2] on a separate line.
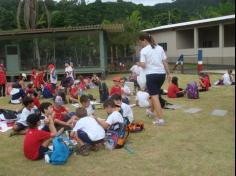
[27, 114, 40, 128]
[54, 96, 64, 106]
[113, 77, 121, 82]
[48, 64, 55, 70]
[22, 73, 27, 78]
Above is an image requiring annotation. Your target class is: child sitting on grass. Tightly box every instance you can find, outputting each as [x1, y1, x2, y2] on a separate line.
[25, 83, 35, 96]
[110, 77, 122, 97]
[71, 108, 105, 156]
[33, 92, 41, 109]
[167, 77, 185, 98]
[80, 95, 95, 116]
[24, 114, 57, 160]
[52, 96, 74, 130]
[69, 81, 80, 103]
[39, 102, 54, 131]
[95, 100, 124, 130]
[198, 73, 210, 92]
[10, 83, 26, 104]
[136, 88, 150, 108]
[11, 96, 37, 136]
[111, 94, 134, 125]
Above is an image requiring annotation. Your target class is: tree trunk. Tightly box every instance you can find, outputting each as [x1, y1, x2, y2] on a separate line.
[24, 0, 30, 29]
[43, 1, 51, 28]
[16, 0, 23, 29]
[34, 39, 41, 68]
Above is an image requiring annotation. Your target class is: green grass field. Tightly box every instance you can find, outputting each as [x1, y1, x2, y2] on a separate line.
[0, 74, 235, 176]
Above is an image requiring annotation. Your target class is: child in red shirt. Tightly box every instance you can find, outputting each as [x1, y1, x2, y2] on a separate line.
[168, 77, 185, 98]
[53, 96, 74, 129]
[110, 77, 122, 96]
[24, 114, 57, 160]
[33, 92, 41, 109]
[199, 73, 210, 92]
[0, 65, 7, 97]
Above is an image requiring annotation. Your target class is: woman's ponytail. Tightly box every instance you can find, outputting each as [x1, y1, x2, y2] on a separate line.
[139, 33, 156, 49]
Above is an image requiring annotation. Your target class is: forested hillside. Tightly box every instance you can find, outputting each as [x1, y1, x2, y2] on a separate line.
[0, 0, 234, 30]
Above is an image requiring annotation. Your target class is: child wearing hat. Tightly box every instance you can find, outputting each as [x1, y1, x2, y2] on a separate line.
[109, 77, 122, 97]
[52, 96, 75, 129]
[24, 114, 57, 160]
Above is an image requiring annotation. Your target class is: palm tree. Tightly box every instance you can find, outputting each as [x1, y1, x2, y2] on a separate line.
[16, 0, 52, 67]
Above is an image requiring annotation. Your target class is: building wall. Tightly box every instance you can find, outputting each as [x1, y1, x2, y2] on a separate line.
[150, 21, 235, 66]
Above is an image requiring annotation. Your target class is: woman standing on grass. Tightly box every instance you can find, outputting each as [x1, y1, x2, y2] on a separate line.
[137, 34, 171, 125]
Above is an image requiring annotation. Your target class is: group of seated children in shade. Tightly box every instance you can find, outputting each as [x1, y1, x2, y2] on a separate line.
[10, 87, 135, 159]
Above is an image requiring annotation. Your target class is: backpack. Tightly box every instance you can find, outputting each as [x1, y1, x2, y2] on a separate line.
[127, 121, 144, 133]
[0, 109, 19, 122]
[105, 123, 129, 149]
[159, 96, 172, 109]
[42, 87, 53, 99]
[186, 82, 199, 99]
[45, 136, 73, 165]
[99, 82, 109, 103]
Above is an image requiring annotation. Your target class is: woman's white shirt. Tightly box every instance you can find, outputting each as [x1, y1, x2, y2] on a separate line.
[140, 44, 167, 75]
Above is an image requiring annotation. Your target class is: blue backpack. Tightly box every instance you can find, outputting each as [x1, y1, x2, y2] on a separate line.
[186, 82, 199, 99]
[105, 123, 129, 149]
[42, 87, 53, 99]
[46, 136, 73, 165]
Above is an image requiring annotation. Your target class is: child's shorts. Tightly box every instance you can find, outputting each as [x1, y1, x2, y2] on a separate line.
[38, 146, 49, 160]
[15, 123, 28, 131]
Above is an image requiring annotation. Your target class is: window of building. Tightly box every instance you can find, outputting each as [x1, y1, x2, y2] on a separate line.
[159, 43, 168, 51]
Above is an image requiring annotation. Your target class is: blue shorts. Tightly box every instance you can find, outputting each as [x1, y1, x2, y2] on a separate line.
[77, 130, 103, 145]
[146, 74, 166, 96]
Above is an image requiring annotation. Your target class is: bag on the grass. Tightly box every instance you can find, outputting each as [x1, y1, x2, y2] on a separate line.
[42, 87, 53, 99]
[137, 69, 146, 90]
[106, 123, 129, 149]
[0, 109, 18, 121]
[186, 82, 199, 99]
[127, 121, 144, 133]
[45, 136, 73, 165]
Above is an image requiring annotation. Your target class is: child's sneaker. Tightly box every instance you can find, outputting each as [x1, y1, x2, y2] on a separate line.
[146, 109, 155, 118]
[75, 144, 90, 156]
[153, 119, 165, 126]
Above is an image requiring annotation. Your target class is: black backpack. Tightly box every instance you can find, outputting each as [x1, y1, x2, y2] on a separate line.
[0, 109, 18, 121]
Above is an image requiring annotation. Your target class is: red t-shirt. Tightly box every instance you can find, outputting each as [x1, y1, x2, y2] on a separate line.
[33, 97, 41, 108]
[53, 106, 67, 121]
[70, 87, 78, 98]
[24, 128, 51, 160]
[110, 86, 122, 96]
[203, 78, 210, 91]
[0, 71, 7, 85]
[168, 83, 180, 98]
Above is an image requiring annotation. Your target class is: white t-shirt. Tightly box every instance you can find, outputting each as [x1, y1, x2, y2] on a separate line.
[50, 69, 57, 84]
[122, 84, 131, 99]
[73, 116, 105, 142]
[38, 114, 47, 130]
[65, 66, 74, 79]
[223, 73, 232, 85]
[130, 65, 142, 76]
[121, 103, 134, 123]
[106, 111, 124, 126]
[136, 91, 150, 108]
[86, 104, 95, 116]
[17, 107, 36, 126]
[140, 44, 167, 75]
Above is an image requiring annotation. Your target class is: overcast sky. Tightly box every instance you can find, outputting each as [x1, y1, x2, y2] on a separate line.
[56, 0, 174, 6]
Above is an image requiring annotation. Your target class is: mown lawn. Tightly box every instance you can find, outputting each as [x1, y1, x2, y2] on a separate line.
[0, 74, 235, 176]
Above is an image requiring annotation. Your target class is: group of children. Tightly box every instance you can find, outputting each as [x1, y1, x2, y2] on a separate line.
[1, 61, 234, 161]
[10, 89, 134, 160]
